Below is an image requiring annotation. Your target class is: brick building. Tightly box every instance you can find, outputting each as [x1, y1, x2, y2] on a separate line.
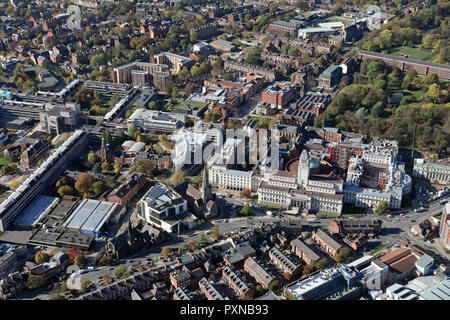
[329, 219, 382, 236]
[104, 173, 147, 206]
[191, 23, 218, 39]
[357, 50, 450, 80]
[290, 238, 321, 265]
[224, 61, 279, 81]
[244, 257, 280, 289]
[222, 266, 254, 299]
[261, 81, 296, 108]
[311, 229, 342, 257]
[268, 247, 302, 278]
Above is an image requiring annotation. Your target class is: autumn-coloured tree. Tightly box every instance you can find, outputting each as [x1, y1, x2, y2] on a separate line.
[303, 264, 314, 276]
[170, 171, 185, 183]
[35, 251, 50, 264]
[211, 225, 220, 241]
[75, 173, 93, 194]
[240, 188, 251, 198]
[74, 253, 85, 266]
[113, 162, 121, 172]
[87, 151, 97, 164]
[27, 275, 46, 290]
[101, 162, 111, 172]
[185, 240, 198, 251]
[103, 275, 113, 285]
[161, 246, 171, 259]
[9, 180, 20, 190]
[81, 279, 92, 291]
[58, 185, 74, 197]
[68, 248, 80, 263]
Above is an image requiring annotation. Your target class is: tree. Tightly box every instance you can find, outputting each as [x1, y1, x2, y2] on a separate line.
[269, 3, 278, 13]
[91, 181, 105, 196]
[115, 264, 130, 279]
[267, 279, 282, 292]
[90, 53, 107, 67]
[421, 73, 439, 88]
[27, 275, 46, 290]
[58, 185, 75, 197]
[35, 251, 50, 264]
[113, 162, 121, 172]
[190, 31, 199, 43]
[313, 258, 329, 270]
[211, 225, 220, 241]
[87, 151, 97, 164]
[185, 240, 198, 251]
[170, 171, 185, 183]
[74, 253, 86, 266]
[199, 233, 207, 244]
[376, 200, 389, 214]
[288, 47, 300, 57]
[335, 247, 352, 263]
[9, 180, 20, 190]
[161, 246, 172, 259]
[240, 188, 251, 198]
[101, 162, 111, 172]
[81, 279, 92, 291]
[426, 83, 441, 103]
[190, 65, 201, 78]
[103, 274, 113, 285]
[75, 173, 94, 194]
[68, 248, 80, 263]
[302, 264, 314, 276]
[239, 205, 252, 216]
[178, 67, 190, 82]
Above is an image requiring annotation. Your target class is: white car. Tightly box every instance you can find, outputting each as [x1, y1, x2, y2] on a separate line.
[387, 215, 392, 218]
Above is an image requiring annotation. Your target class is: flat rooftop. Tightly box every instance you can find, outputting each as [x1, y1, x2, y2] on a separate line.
[62, 199, 119, 234]
[14, 195, 58, 227]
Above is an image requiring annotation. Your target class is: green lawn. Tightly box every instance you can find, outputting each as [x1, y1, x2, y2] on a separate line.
[316, 212, 338, 218]
[370, 243, 389, 255]
[387, 88, 425, 103]
[326, 16, 353, 25]
[0, 157, 9, 166]
[433, 212, 442, 221]
[152, 143, 163, 152]
[252, 198, 284, 210]
[389, 46, 436, 62]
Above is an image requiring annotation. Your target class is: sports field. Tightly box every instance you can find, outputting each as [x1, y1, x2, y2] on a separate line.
[389, 46, 436, 62]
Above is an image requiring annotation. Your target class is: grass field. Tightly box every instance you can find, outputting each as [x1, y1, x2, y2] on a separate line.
[388, 88, 425, 102]
[152, 143, 163, 152]
[0, 157, 9, 166]
[389, 46, 436, 62]
[326, 16, 353, 25]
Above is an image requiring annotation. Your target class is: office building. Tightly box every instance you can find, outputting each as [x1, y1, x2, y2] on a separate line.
[136, 181, 188, 233]
[127, 109, 185, 134]
[154, 52, 194, 73]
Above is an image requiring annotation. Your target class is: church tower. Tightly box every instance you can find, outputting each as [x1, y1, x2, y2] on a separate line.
[201, 166, 212, 203]
[297, 149, 310, 187]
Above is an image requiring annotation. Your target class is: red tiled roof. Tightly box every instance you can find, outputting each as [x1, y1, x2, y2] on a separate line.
[389, 253, 418, 274]
[379, 248, 411, 265]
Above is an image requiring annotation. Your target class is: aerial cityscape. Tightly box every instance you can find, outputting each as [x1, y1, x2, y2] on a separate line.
[0, 0, 449, 304]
